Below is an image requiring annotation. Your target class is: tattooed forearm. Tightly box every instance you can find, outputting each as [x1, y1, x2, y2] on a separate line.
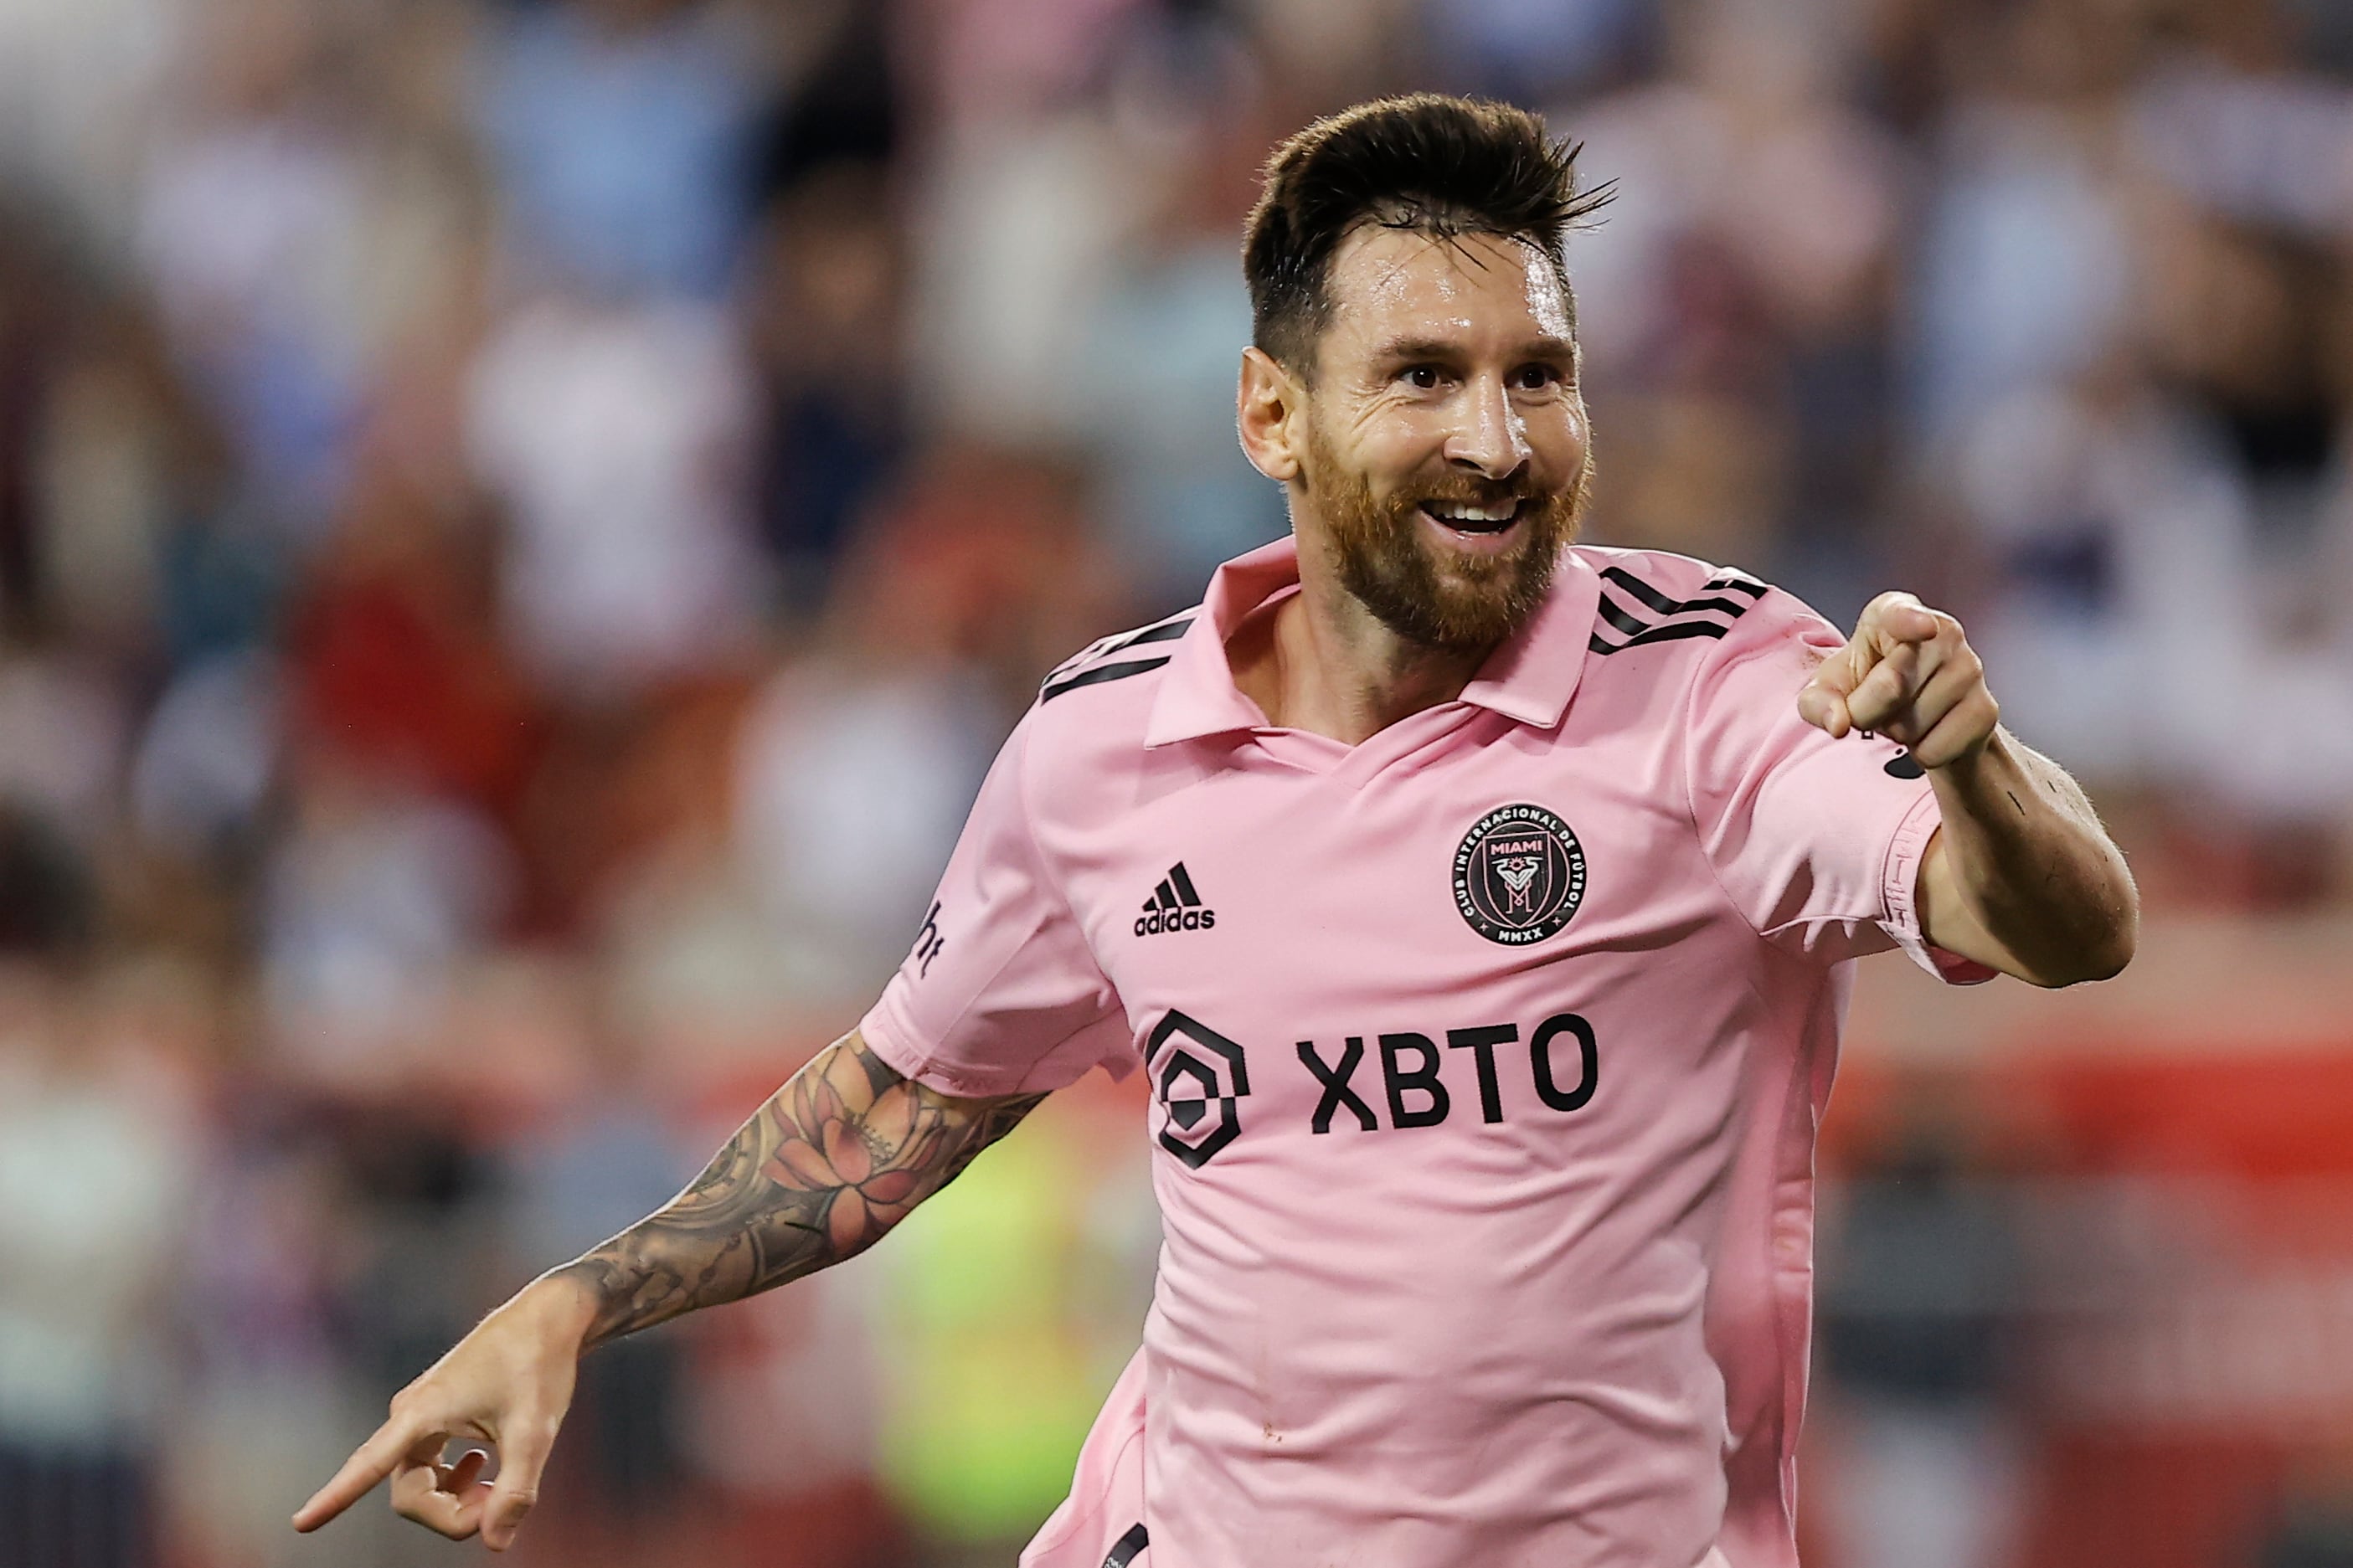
[553, 1030, 1044, 1350]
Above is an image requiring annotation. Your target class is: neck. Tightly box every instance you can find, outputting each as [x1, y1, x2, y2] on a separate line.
[1229, 532, 1496, 747]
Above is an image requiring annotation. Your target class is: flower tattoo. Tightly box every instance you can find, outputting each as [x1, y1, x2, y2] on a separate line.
[559, 1031, 1044, 1349]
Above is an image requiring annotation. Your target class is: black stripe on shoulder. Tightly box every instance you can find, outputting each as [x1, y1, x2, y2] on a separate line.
[1108, 617, 1192, 653]
[1594, 595, 1651, 639]
[1040, 655, 1173, 703]
[1044, 614, 1195, 682]
[1588, 619, 1737, 655]
[1104, 1523, 1149, 1568]
[1598, 568, 1755, 624]
[1588, 563, 1769, 655]
[1598, 566, 1684, 614]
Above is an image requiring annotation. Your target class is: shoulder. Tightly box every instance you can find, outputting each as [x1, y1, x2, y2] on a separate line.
[1568, 547, 1850, 730]
[1035, 606, 1198, 707]
[1568, 550, 1873, 778]
[1570, 544, 1847, 666]
[1571, 545, 1775, 654]
[1009, 604, 1204, 796]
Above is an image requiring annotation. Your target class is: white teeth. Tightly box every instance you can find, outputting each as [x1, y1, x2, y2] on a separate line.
[1426, 501, 1519, 525]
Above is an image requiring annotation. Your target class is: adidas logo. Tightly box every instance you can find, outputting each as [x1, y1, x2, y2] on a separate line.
[1135, 863, 1217, 937]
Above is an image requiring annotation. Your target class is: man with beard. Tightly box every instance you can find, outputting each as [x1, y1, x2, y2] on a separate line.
[297, 95, 2137, 1567]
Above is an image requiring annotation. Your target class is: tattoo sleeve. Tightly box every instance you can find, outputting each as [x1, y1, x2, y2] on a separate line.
[554, 1029, 1045, 1350]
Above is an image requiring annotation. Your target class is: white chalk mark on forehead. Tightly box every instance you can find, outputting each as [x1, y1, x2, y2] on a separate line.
[1516, 238, 1573, 340]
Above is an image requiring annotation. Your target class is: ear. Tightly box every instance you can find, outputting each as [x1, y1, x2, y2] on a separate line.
[1238, 347, 1305, 483]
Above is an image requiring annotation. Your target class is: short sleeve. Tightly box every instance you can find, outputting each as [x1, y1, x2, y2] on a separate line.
[1683, 591, 1998, 984]
[858, 712, 1132, 1097]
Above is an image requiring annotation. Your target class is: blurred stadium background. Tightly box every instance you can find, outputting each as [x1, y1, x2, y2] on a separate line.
[0, 0, 2350, 1565]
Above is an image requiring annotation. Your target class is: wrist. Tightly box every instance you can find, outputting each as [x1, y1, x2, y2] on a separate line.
[1926, 722, 2010, 789]
[520, 1267, 604, 1356]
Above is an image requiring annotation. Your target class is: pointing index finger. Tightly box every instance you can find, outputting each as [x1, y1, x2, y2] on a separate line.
[292, 1418, 423, 1533]
[1860, 592, 1938, 647]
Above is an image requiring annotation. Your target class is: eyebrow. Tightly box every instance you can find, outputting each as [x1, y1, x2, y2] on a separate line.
[1371, 335, 1578, 363]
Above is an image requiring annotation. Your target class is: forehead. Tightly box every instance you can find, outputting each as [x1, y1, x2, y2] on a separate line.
[1319, 224, 1573, 357]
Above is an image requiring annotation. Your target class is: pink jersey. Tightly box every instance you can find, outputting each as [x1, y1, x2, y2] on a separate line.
[859, 538, 1991, 1568]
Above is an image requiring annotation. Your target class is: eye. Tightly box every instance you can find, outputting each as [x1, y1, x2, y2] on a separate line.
[1403, 365, 1443, 389]
[1511, 363, 1564, 392]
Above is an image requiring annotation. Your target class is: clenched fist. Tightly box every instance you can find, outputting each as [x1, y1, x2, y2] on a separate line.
[1796, 592, 1998, 770]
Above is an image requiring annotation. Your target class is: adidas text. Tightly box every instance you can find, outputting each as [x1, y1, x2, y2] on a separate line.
[1137, 862, 1215, 936]
[1136, 906, 1217, 936]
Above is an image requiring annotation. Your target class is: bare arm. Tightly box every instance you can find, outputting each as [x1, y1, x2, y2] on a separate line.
[294, 1028, 1043, 1550]
[1800, 592, 2138, 988]
[1914, 729, 2138, 986]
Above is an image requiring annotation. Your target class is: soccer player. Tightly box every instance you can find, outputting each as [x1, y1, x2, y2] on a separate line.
[295, 95, 2136, 1567]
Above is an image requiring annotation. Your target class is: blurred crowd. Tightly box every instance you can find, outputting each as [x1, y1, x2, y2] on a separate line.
[1, 0, 2351, 1565]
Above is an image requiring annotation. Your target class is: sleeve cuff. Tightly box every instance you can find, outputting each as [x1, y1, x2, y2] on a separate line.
[857, 990, 1136, 1098]
[855, 991, 1025, 1098]
[1881, 789, 2000, 986]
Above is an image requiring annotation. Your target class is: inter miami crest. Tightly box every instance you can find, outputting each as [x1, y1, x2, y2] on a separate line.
[1144, 1010, 1249, 1168]
[1453, 803, 1587, 946]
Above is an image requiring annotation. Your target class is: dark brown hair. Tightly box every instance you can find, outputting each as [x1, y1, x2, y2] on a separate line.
[1243, 94, 1610, 375]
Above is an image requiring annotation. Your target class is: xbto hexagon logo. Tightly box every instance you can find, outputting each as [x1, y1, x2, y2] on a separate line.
[1145, 1010, 1250, 1168]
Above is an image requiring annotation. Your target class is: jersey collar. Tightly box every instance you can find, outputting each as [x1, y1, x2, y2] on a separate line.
[1143, 535, 1601, 747]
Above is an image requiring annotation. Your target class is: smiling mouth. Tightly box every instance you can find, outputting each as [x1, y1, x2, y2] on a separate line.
[1417, 498, 1525, 537]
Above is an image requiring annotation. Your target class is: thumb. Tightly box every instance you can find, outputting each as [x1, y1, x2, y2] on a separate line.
[1795, 674, 1851, 738]
[1797, 640, 1871, 738]
[483, 1409, 562, 1552]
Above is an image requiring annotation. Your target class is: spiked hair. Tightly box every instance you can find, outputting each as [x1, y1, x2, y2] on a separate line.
[1243, 94, 1610, 375]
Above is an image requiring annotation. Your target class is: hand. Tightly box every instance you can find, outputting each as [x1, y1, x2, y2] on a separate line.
[292, 1274, 593, 1551]
[1796, 592, 1998, 770]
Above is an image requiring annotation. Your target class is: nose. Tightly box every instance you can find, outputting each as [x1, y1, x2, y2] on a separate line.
[1445, 373, 1530, 482]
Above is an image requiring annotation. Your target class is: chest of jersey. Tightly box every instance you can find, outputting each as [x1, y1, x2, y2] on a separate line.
[1051, 706, 1762, 1175]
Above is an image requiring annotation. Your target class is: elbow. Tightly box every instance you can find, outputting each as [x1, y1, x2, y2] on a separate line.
[2041, 933, 2133, 988]
[2030, 882, 2140, 989]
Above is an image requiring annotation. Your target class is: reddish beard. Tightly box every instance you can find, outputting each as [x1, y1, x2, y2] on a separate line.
[1303, 424, 1584, 653]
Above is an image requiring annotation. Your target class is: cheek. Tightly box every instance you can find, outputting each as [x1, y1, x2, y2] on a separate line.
[1344, 391, 1431, 440]
[1342, 404, 1454, 484]
[1527, 403, 1589, 479]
